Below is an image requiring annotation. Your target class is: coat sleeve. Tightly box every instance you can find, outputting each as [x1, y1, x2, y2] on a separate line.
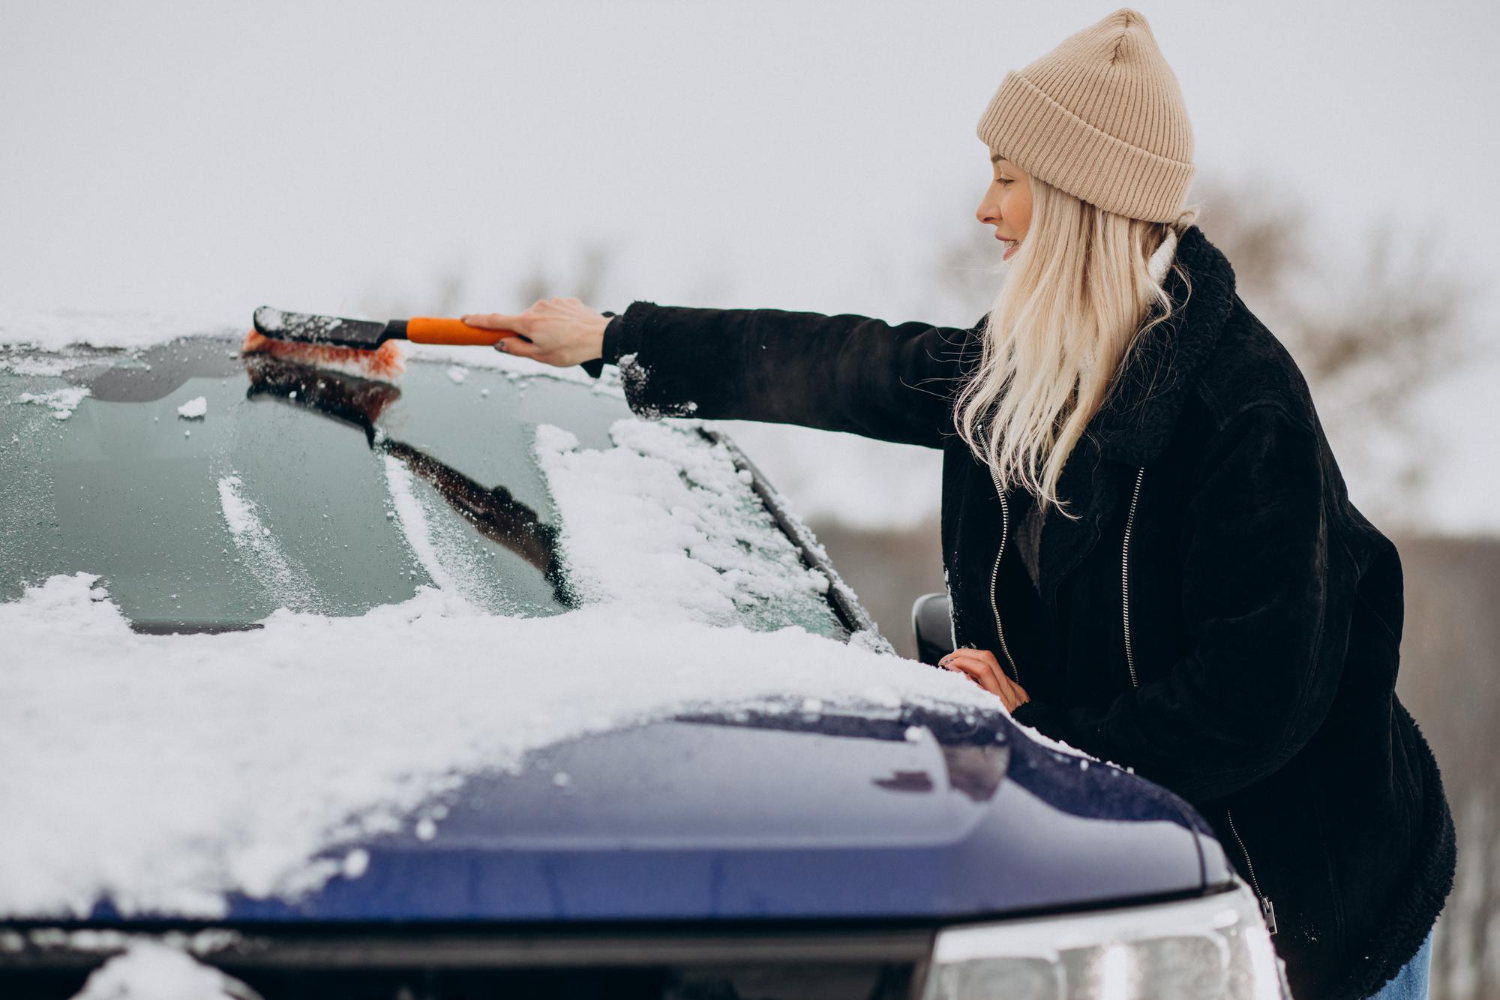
[1009, 402, 1339, 805]
[596, 300, 982, 450]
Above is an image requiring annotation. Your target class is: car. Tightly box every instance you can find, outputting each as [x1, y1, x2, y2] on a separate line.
[0, 321, 1290, 999]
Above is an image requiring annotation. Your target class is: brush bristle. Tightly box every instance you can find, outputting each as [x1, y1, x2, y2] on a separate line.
[240, 330, 406, 383]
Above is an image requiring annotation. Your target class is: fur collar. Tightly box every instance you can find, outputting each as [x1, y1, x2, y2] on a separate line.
[1090, 224, 1239, 466]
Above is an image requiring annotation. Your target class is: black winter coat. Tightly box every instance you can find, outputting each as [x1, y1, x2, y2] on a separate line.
[583, 224, 1456, 1000]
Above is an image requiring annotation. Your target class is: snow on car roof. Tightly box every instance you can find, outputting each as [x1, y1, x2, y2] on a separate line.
[0, 306, 614, 389]
[0, 308, 241, 354]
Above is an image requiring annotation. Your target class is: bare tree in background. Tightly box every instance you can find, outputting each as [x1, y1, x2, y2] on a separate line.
[1190, 172, 1475, 521]
[355, 242, 617, 321]
[513, 243, 615, 310]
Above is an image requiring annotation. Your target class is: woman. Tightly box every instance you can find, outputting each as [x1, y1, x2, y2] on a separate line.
[463, 9, 1455, 999]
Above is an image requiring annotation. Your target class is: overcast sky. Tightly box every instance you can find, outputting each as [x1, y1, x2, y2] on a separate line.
[3, 0, 1497, 529]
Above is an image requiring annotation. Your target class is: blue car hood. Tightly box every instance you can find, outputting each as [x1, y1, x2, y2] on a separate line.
[170, 708, 1230, 924]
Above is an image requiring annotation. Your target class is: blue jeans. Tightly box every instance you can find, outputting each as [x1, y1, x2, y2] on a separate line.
[1365, 924, 1436, 1000]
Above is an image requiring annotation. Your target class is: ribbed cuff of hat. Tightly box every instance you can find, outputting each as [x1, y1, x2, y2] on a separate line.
[978, 70, 1194, 224]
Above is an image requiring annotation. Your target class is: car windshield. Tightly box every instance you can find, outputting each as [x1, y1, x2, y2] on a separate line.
[0, 334, 848, 639]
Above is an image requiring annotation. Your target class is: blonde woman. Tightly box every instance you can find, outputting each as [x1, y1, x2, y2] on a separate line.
[463, 9, 1454, 999]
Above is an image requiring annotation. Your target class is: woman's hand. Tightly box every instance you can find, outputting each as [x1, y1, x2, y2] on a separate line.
[461, 297, 609, 368]
[940, 648, 1031, 713]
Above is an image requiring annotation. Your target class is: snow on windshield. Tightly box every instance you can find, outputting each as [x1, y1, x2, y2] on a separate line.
[537, 418, 836, 628]
[0, 571, 1000, 918]
[18, 386, 90, 420]
[380, 453, 516, 613]
[215, 474, 323, 615]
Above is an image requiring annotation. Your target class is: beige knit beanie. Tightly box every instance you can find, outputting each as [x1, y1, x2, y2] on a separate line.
[976, 7, 1195, 224]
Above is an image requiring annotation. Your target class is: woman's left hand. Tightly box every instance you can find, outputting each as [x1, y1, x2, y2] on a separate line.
[940, 649, 1031, 713]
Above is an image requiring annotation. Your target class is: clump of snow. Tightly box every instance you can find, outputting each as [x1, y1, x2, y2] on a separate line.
[536, 418, 833, 625]
[255, 307, 287, 333]
[19, 386, 90, 420]
[216, 475, 319, 613]
[218, 474, 267, 541]
[445, 365, 468, 384]
[68, 940, 257, 1000]
[176, 396, 207, 420]
[0, 350, 95, 378]
[617, 353, 699, 417]
[0, 572, 1001, 918]
[535, 424, 578, 454]
[340, 850, 369, 881]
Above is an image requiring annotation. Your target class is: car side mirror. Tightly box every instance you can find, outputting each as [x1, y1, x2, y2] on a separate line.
[911, 592, 955, 666]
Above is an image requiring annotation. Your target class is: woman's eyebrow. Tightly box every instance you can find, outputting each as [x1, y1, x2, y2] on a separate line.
[990, 154, 1007, 165]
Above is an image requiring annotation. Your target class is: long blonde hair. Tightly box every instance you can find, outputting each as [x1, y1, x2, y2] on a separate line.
[955, 175, 1200, 521]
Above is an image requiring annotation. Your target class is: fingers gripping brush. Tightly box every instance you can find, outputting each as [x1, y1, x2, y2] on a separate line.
[243, 306, 521, 382]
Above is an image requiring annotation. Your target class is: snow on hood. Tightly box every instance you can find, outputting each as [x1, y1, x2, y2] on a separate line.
[0, 571, 1004, 919]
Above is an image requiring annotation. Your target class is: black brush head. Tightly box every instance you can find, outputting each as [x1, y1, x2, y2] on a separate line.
[253, 306, 391, 349]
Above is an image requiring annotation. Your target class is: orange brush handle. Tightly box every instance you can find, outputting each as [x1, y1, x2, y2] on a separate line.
[406, 317, 520, 346]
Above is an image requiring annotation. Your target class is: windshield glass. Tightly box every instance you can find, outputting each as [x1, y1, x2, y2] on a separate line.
[0, 335, 847, 639]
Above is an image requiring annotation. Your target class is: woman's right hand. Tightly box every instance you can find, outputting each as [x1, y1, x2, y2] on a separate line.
[461, 297, 609, 368]
[940, 648, 1031, 714]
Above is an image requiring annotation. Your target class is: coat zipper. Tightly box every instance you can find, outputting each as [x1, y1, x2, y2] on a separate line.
[986, 463, 1021, 684]
[1122, 466, 1146, 689]
[1118, 467, 1277, 936]
[1226, 807, 1279, 935]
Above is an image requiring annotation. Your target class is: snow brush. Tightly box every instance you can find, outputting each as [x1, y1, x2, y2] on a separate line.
[242, 306, 522, 383]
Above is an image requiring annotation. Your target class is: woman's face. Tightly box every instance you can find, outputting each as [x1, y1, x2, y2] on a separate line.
[976, 154, 1032, 261]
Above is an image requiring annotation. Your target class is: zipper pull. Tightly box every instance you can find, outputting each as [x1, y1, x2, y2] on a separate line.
[1260, 897, 1278, 936]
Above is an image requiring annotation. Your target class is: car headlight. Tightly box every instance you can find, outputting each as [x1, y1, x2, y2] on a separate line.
[922, 884, 1290, 1000]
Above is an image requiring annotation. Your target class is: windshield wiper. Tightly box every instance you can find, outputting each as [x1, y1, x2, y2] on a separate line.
[242, 353, 576, 608]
